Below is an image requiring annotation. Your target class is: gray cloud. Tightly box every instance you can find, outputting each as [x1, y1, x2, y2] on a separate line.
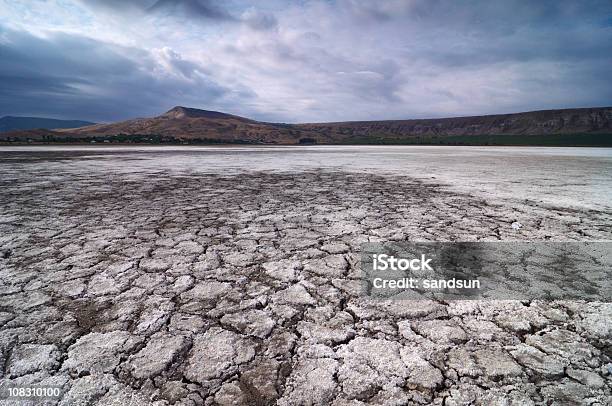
[241, 9, 278, 31]
[148, 0, 236, 21]
[76, 0, 156, 14]
[77, 0, 236, 21]
[77, 0, 281, 32]
[1, 0, 611, 122]
[0, 26, 250, 122]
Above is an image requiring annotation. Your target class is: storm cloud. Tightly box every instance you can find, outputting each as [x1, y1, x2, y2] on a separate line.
[0, 0, 610, 122]
[0, 27, 247, 122]
[77, 0, 235, 21]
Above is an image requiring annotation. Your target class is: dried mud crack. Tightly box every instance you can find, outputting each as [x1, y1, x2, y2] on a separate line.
[0, 167, 611, 405]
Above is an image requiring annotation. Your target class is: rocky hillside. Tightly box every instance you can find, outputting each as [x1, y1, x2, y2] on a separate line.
[298, 107, 612, 143]
[59, 106, 304, 144]
[2, 106, 611, 145]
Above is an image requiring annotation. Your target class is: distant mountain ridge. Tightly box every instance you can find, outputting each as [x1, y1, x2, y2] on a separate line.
[0, 116, 95, 132]
[2, 106, 611, 146]
[297, 107, 612, 143]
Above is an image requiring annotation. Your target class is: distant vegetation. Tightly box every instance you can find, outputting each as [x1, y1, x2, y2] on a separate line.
[4, 132, 611, 147]
[338, 133, 612, 147]
[8, 133, 259, 145]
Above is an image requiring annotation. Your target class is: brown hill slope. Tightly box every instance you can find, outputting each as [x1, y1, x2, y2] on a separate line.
[2, 106, 611, 145]
[298, 107, 612, 143]
[61, 106, 303, 143]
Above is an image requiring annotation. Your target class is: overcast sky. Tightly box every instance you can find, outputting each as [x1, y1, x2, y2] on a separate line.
[1, 0, 611, 123]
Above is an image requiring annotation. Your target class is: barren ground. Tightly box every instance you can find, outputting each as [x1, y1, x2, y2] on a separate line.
[0, 149, 611, 405]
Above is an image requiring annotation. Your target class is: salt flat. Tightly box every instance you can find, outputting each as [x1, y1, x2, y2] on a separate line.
[0, 146, 611, 405]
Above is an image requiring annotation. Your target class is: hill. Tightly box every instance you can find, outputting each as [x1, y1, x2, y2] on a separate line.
[57, 106, 302, 144]
[0, 116, 95, 132]
[297, 107, 612, 145]
[2, 106, 611, 145]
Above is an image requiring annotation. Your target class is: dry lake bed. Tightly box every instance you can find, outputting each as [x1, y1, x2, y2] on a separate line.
[0, 145, 611, 405]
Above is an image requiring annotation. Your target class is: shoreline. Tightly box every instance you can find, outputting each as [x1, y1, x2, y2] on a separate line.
[2, 141, 612, 148]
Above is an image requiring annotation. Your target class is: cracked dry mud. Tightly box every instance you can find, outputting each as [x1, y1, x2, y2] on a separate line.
[1, 153, 611, 405]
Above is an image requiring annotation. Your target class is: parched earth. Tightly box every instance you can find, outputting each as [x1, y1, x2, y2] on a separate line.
[0, 155, 611, 405]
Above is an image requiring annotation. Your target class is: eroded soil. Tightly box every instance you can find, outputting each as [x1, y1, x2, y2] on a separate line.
[0, 156, 611, 405]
